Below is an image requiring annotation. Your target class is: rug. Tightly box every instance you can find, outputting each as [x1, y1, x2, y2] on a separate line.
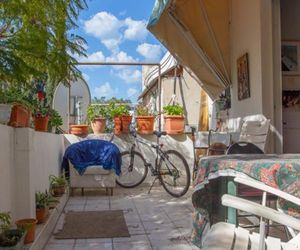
[55, 210, 130, 239]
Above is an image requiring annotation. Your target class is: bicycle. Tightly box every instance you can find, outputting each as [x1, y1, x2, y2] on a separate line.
[116, 128, 191, 197]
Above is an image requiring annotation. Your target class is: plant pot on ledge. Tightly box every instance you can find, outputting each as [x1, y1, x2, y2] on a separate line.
[8, 104, 31, 128]
[91, 117, 106, 134]
[164, 115, 185, 134]
[15, 219, 37, 244]
[121, 115, 132, 133]
[113, 116, 122, 135]
[136, 116, 155, 134]
[33, 116, 49, 132]
[69, 124, 89, 137]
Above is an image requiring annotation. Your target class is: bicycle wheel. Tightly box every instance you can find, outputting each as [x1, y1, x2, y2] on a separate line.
[116, 151, 148, 188]
[158, 150, 190, 197]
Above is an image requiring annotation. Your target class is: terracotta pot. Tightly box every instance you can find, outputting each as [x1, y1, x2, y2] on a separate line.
[121, 115, 132, 133]
[8, 104, 30, 128]
[15, 218, 38, 244]
[164, 115, 185, 134]
[91, 117, 106, 134]
[69, 124, 89, 136]
[113, 116, 122, 135]
[136, 116, 155, 134]
[36, 207, 49, 224]
[52, 185, 65, 197]
[34, 116, 49, 132]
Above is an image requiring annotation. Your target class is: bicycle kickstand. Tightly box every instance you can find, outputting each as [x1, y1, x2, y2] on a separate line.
[148, 176, 159, 194]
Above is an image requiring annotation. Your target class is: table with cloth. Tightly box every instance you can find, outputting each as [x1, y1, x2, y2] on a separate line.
[191, 154, 300, 248]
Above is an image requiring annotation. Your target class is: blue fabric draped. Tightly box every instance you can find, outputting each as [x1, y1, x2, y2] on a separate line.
[61, 140, 121, 176]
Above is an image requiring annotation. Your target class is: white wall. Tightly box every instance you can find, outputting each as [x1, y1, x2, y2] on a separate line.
[0, 126, 65, 220]
[230, 0, 263, 118]
[0, 125, 15, 217]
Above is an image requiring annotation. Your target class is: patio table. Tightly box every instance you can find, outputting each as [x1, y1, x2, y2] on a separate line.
[191, 154, 300, 248]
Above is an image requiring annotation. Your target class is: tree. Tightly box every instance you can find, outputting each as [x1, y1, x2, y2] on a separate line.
[92, 96, 132, 104]
[0, 0, 87, 102]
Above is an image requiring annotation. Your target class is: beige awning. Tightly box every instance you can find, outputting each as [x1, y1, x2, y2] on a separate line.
[147, 0, 231, 100]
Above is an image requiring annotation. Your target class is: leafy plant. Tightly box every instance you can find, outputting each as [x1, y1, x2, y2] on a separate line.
[163, 104, 184, 116]
[87, 104, 108, 122]
[0, 212, 24, 247]
[48, 109, 63, 132]
[136, 104, 153, 116]
[107, 102, 130, 119]
[0, 84, 33, 108]
[49, 175, 66, 187]
[35, 191, 53, 209]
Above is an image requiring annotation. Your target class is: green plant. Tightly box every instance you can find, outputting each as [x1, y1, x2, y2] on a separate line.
[35, 191, 54, 209]
[49, 175, 67, 187]
[48, 109, 63, 131]
[0, 84, 33, 108]
[136, 104, 153, 116]
[0, 212, 24, 247]
[107, 102, 130, 119]
[87, 105, 108, 122]
[163, 104, 184, 116]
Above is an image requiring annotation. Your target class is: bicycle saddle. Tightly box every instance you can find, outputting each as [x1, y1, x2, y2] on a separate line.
[153, 131, 167, 138]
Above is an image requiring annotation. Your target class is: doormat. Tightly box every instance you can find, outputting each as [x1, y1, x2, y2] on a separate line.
[55, 210, 130, 239]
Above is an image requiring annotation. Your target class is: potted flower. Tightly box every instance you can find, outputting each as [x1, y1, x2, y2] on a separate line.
[87, 105, 107, 134]
[0, 212, 25, 250]
[135, 104, 155, 134]
[35, 191, 51, 224]
[31, 80, 50, 132]
[49, 174, 67, 197]
[163, 104, 185, 134]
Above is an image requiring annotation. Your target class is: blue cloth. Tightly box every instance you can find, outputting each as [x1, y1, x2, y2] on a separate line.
[62, 140, 121, 176]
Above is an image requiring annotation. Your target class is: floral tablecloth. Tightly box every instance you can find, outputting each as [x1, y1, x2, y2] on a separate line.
[191, 154, 300, 248]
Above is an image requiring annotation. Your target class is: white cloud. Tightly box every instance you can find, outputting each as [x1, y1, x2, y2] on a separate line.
[94, 82, 118, 98]
[117, 69, 141, 84]
[127, 88, 138, 97]
[84, 12, 149, 52]
[124, 18, 147, 41]
[82, 51, 105, 62]
[136, 43, 162, 62]
[106, 51, 136, 63]
[84, 12, 123, 52]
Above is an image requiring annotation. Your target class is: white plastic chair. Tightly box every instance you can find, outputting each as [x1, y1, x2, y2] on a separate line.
[239, 115, 270, 152]
[200, 176, 300, 250]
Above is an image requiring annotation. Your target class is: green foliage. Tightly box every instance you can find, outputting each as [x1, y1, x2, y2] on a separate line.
[49, 174, 66, 187]
[87, 104, 108, 122]
[136, 104, 153, 116]
[0, 212, 24, 247]
[0, 0, 87, 101]
[0, 212, 11, 234]
[48, 109, 63, 131]
[35, 191, 54, 209]
[92, 96, 131, 104]
[107, 102, 130, 119]
[0, 84, 33, 108]
[163, 104, 184, 116]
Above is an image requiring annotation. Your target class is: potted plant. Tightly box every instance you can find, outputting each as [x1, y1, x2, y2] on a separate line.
[87, 104, 107, 134]
[0, 212, 25, 250]
[35, 191, 51, 224]
[49, 174, 67, 197]
[135, 104, 155, 134]
[69, 123, 89, 136]
[163, 104, 185, 134]
[108, 102, 131, 134]
[15, 218, 37, 244]
[2, 86, 32, 128]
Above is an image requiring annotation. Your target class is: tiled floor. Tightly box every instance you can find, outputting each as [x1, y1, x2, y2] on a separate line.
[45, 187, 198, 250]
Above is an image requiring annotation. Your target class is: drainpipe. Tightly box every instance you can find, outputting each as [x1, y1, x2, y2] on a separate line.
[158, 64, 162, 131]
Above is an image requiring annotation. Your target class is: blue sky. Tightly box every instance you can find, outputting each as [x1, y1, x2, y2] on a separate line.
[75, 0, 166, 103]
